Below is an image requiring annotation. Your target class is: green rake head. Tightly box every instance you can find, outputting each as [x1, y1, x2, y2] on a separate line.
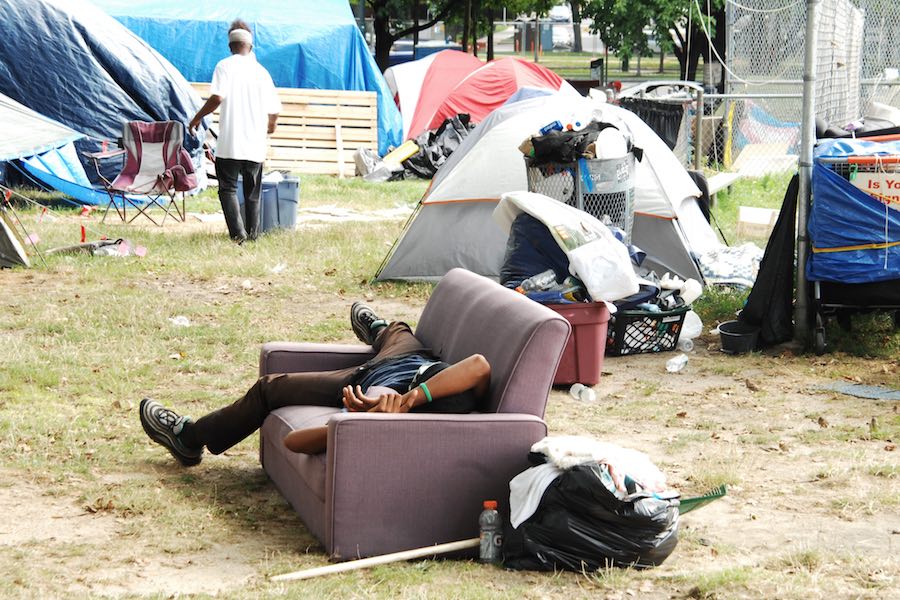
[678, 485, 727, 515]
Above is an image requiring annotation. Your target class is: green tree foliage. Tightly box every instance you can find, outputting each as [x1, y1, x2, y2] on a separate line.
[368, 0, 458, 71]
[581, 0, 725, 84]
[367, 0, 558, 70]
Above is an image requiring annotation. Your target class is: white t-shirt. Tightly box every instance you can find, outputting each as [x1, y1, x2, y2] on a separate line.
[209, 53, 282, 163]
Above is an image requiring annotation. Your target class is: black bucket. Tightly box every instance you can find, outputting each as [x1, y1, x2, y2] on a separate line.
[719, 320, 759, 354]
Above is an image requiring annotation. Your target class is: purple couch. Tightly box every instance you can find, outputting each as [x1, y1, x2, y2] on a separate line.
[257, 268, 571, 560]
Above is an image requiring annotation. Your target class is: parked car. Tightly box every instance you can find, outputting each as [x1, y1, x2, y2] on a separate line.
[549, 5, 572, 22]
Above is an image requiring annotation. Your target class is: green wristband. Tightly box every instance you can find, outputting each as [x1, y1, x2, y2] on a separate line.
[419, 382, 433, 403]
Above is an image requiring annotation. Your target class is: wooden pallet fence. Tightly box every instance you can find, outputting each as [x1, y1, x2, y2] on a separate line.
[192, 83, 378, 177]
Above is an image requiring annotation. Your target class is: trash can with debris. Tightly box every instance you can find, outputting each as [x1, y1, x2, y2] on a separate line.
[237, 172, 300, 234]
[525, 154, 635, 242]
[546, 301, 610, 386]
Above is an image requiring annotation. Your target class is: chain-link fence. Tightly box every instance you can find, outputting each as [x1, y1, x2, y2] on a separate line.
[695, 0, 900, 177]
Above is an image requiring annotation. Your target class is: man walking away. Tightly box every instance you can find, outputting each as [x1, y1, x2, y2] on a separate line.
[189, 20, 281, 243]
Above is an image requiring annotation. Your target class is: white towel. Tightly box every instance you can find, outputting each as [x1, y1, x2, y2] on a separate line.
[508, 463, 562, 528]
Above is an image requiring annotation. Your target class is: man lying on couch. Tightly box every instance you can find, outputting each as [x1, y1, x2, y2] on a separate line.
[139, 302, 491, 462]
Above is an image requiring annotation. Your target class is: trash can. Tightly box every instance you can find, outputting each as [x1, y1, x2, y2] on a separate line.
[237, 174, 300, 234]
[526, 155, 635, 242]
[589, 58, 605, 84]
[546, 301, 610, 386]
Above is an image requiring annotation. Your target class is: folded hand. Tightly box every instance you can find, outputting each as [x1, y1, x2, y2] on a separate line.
[342, 385, 412, 413]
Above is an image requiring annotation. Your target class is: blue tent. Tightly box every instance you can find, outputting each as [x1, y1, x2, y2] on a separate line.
[0, 0, 205, 184]
[808, 139, 900, 284]
[93, 0, 403, 156]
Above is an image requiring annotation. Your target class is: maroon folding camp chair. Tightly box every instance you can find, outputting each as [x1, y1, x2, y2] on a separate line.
[87, 121, 198, 226]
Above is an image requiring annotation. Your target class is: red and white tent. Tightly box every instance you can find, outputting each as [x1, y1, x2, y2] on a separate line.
[420, 57, 578, 135]
[384, 50, 482, 140]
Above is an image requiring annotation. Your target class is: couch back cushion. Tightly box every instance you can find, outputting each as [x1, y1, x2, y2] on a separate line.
[415, 268, 570, 416]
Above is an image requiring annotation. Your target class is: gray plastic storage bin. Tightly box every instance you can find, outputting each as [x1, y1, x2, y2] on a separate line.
[237, 175, 300, 234]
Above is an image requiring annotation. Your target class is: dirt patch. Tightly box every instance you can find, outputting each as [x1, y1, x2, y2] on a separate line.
[0, 474, 264, 597]
[0, 477, 117, 547]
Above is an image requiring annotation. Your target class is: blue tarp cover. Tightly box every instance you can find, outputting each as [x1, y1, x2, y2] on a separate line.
[93, 0, 403, 155]
[0, 0, 205, 172]
[808, 139, 900, 283]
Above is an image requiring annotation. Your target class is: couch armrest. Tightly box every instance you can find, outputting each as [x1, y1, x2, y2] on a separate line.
[324, 412, 547, 559]
[259, 342, 376, 377]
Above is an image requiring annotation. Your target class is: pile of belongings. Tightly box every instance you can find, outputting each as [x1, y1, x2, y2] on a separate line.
[817, 101, 900, 139]
[495, 195, 702, 311]
[611, 270, 702, 314]
[403, 114, 474, 179]
[353, 115, 475, 182]
[494, 191, 642, 306]
[503, 436, 680, 570]
[518, 119, 643, 164]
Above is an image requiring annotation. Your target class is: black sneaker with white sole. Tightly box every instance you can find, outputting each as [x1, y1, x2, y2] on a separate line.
[139, 398, 203, 466]
[350, 302, 387, 345]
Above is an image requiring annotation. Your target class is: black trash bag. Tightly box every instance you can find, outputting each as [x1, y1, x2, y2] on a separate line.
[499, 213, 570, 289]
[618, 98, 683, 150]
[503, 462, 679, 571]
[530, 121, 609, 164]
[739, 174, 798, 346]
[403, 114, 473, 179]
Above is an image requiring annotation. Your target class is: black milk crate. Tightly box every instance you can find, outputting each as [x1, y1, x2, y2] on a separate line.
[605, 305, 689, 356]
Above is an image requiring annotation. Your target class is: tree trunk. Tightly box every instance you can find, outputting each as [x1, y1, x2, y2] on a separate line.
[711, 5, 726, 92]
[687, 32, 703, 81]
[658, 49, 664, 74]
[373, 7, 392, 71]
[487, 9, 495, 61]
[413, 0, 419, 48]
[462, 0, 471, 52]
[471, 0, 479, 58]
[570, 1, 583, 53]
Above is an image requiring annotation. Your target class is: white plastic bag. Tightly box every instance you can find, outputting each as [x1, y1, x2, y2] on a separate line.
[567, 237, 639, 302]
[681, 310, 703, 340]
[494, 191, 640, 302]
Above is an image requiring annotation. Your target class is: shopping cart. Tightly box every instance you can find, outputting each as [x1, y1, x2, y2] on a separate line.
[808, 137, 900, 354]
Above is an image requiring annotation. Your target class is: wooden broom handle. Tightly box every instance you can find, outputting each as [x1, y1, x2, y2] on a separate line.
[271, 537, 480, 582]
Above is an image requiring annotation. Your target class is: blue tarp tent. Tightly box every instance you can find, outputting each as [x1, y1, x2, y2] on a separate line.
[0, 0, 206, 188]
[808, 139, 900, 284]
[93, 0, 403, 156]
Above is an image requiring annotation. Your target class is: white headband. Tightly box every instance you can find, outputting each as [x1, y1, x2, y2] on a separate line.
[229, 29, 253, 45]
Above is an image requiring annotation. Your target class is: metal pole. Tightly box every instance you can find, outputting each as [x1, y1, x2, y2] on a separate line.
[694, 88, 704, 171]
[795, 0, 821, 346]
[534, 18, 539, 63]
[704, 93, 803, 99]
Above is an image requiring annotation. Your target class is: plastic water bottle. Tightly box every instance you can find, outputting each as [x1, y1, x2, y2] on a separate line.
[677, 338, 694, 352]
[666, 353, 689, 373]
[478, 500, 502, 564]
[516, 269, 557, 294]
[569, 383, 597, 402]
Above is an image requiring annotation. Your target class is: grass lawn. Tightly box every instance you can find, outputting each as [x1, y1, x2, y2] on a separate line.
[1, 174, 898, 597]
[495, 50, 682, 82]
